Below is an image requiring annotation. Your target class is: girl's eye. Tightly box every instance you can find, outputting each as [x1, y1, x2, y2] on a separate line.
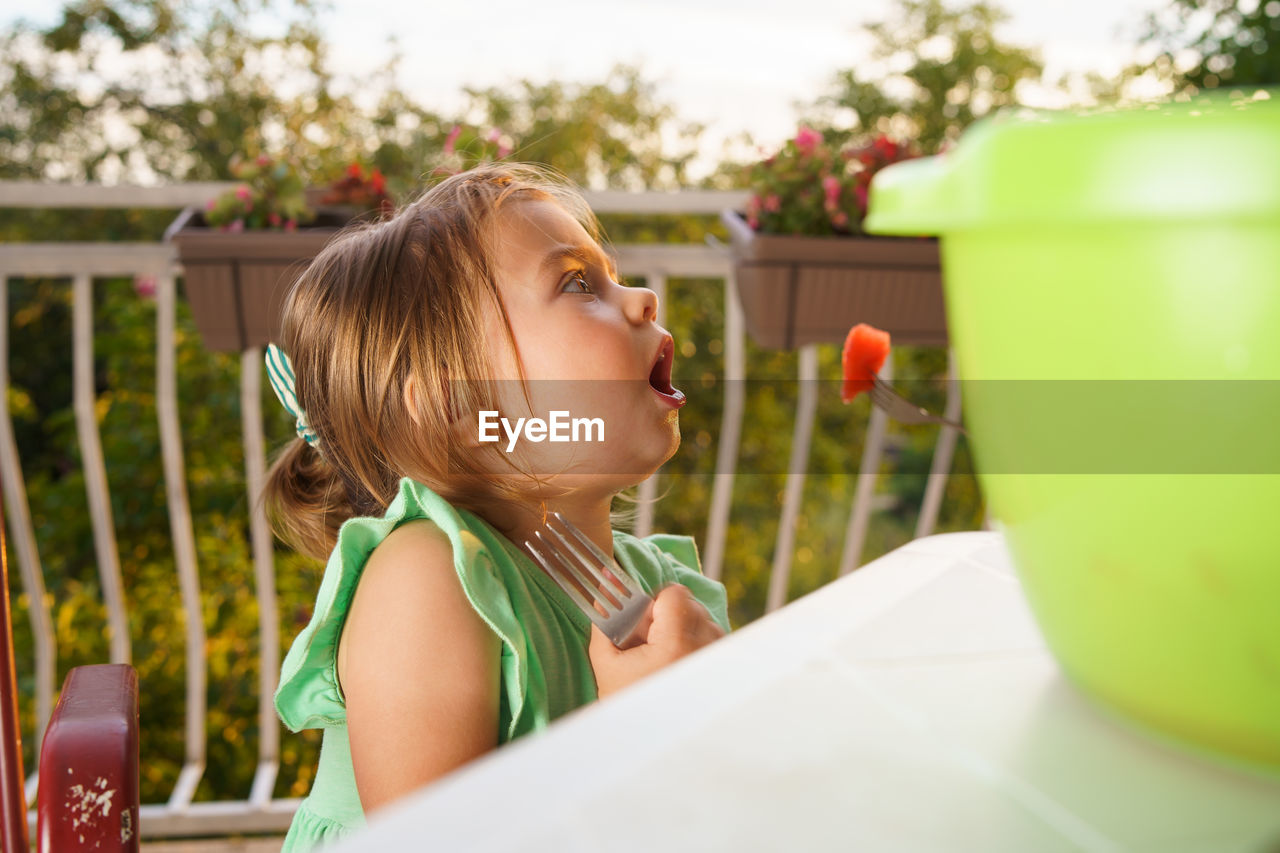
[561, 270, 593, 294]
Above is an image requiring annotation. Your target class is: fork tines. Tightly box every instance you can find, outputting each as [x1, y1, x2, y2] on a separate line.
[525, 511, 643, 617]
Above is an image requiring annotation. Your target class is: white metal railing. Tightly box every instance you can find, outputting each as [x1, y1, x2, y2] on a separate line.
[0, 181, 966, 838]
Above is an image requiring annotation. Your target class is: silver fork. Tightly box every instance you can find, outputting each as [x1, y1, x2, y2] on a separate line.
[869, 375, 967, 434]
[524, 512, 653, 648]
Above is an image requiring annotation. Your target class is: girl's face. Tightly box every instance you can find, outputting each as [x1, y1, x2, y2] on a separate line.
[475, 198, 684, 491]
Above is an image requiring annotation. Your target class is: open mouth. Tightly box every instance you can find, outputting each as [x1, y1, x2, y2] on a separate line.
[648, 337, 686, 408]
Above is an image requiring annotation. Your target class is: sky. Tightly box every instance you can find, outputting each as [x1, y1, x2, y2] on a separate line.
[3, 0, 1172, 175]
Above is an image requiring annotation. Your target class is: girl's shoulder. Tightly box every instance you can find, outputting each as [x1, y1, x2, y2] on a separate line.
[275, 478, 510, 732]
[613, 531, 700, 572]
[340, 517, 476, 667]
[363, 516, 453, 571]
[611, 529, 700, 579]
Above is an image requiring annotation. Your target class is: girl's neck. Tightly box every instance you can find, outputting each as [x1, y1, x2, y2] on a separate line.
[485, 493, 616, 559]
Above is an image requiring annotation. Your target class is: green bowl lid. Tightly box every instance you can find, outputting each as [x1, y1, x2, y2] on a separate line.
[864, 89, 1280, 235]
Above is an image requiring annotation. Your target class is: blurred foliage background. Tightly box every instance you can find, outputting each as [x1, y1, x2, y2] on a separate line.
[2, 0, 1273, 813]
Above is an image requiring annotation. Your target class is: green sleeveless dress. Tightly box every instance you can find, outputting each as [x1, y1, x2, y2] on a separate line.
[274, 478, 730, 851]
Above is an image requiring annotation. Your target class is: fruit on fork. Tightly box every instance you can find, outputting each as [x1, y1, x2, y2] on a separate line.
[841, 323, 892, 403]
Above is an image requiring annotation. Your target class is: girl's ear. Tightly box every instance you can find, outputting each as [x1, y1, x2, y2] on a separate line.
[403, 376, 423, 427]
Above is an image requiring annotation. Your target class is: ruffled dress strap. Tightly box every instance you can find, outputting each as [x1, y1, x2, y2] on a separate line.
[274, 478, 531, 733]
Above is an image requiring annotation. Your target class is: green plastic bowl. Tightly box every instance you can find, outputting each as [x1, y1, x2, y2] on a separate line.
[865, 92, 1280, 773]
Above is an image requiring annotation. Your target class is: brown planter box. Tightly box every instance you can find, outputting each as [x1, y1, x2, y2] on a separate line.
[721, 210, 946, 350]
[165, 207, 351, 351]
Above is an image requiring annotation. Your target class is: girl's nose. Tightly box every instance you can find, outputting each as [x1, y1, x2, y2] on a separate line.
[622, 284, 659, 325]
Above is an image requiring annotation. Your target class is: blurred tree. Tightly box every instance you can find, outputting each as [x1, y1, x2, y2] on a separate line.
[0, 0, 360, 181]
[1136, 0, 1280, 90]
[0, 1, 700, 191]
[461, 66, 702, 190]
[807, 0, 1043, 153]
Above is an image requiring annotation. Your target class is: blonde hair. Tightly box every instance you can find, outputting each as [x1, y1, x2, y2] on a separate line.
[263, 163, 603, 560]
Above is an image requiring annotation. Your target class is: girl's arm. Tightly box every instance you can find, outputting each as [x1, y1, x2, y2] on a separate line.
[337, 519, 501, 814]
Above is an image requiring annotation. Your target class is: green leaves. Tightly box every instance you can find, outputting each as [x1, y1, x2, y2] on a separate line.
[460, 65, 702, 190]
[809, 0, 1043, 154]
[1137, 0, 1280, 91]
[0, 4, 700, 191]
[43, 0, 153, 52]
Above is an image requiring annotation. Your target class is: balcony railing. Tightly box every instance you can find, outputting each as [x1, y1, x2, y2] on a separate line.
[0, 181, 978, 840]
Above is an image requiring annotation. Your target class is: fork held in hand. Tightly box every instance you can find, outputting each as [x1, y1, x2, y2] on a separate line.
[525, 512, 653, 648]
[869, 375, 967, 434]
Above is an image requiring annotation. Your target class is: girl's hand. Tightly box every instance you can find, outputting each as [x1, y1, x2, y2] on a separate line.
[588, 583, 725, 699]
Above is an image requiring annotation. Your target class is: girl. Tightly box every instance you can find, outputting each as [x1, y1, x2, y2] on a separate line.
[264, 163, 729, 851]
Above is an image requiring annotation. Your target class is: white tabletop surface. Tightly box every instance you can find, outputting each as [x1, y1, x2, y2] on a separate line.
[330, 531, 1280, 852]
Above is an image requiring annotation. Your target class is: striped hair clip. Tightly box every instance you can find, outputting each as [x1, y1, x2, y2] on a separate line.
[265, 344, 319, 448]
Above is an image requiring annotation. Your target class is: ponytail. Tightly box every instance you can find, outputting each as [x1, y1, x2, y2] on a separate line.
[264, 438, 353, 561]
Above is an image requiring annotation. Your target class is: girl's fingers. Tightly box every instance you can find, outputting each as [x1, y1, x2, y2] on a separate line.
[649, 583, 694, 627]
[650, 584, 722, 647]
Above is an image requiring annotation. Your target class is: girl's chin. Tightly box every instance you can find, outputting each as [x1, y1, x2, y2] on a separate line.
[486, 455, 677, 496]
[495, 428, 680, 482]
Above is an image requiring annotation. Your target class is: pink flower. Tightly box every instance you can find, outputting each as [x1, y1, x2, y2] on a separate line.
[487, 128, 502, 143]
[256, 154, 271, 167]
[234, 185, 251, 201]
[133, 275, 157, 300]
[205, 199, 216, 212]
[284, 219, 297, 232]
[874, 135, 898, 159]
[747, 213, 760, 229]
[443, 124, 463, 156]
[227, 219, 245, 233]
[822, 175, 841, 206]
[794, 126, 822, 155]
[268, 212, 282, 227]
[764, 194, 781, 213]
[854, 185, 869, 213]
[497, 143, 512, 158]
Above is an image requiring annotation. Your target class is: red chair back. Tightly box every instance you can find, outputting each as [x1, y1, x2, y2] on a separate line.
[1, 490, 141, 852]
[36, 664, 140, 852]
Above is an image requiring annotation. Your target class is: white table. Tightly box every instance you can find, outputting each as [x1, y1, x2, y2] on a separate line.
[331, 532, 1280, 852]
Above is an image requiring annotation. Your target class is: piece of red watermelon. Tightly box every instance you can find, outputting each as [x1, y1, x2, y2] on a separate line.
[841, 323, 891, 403]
